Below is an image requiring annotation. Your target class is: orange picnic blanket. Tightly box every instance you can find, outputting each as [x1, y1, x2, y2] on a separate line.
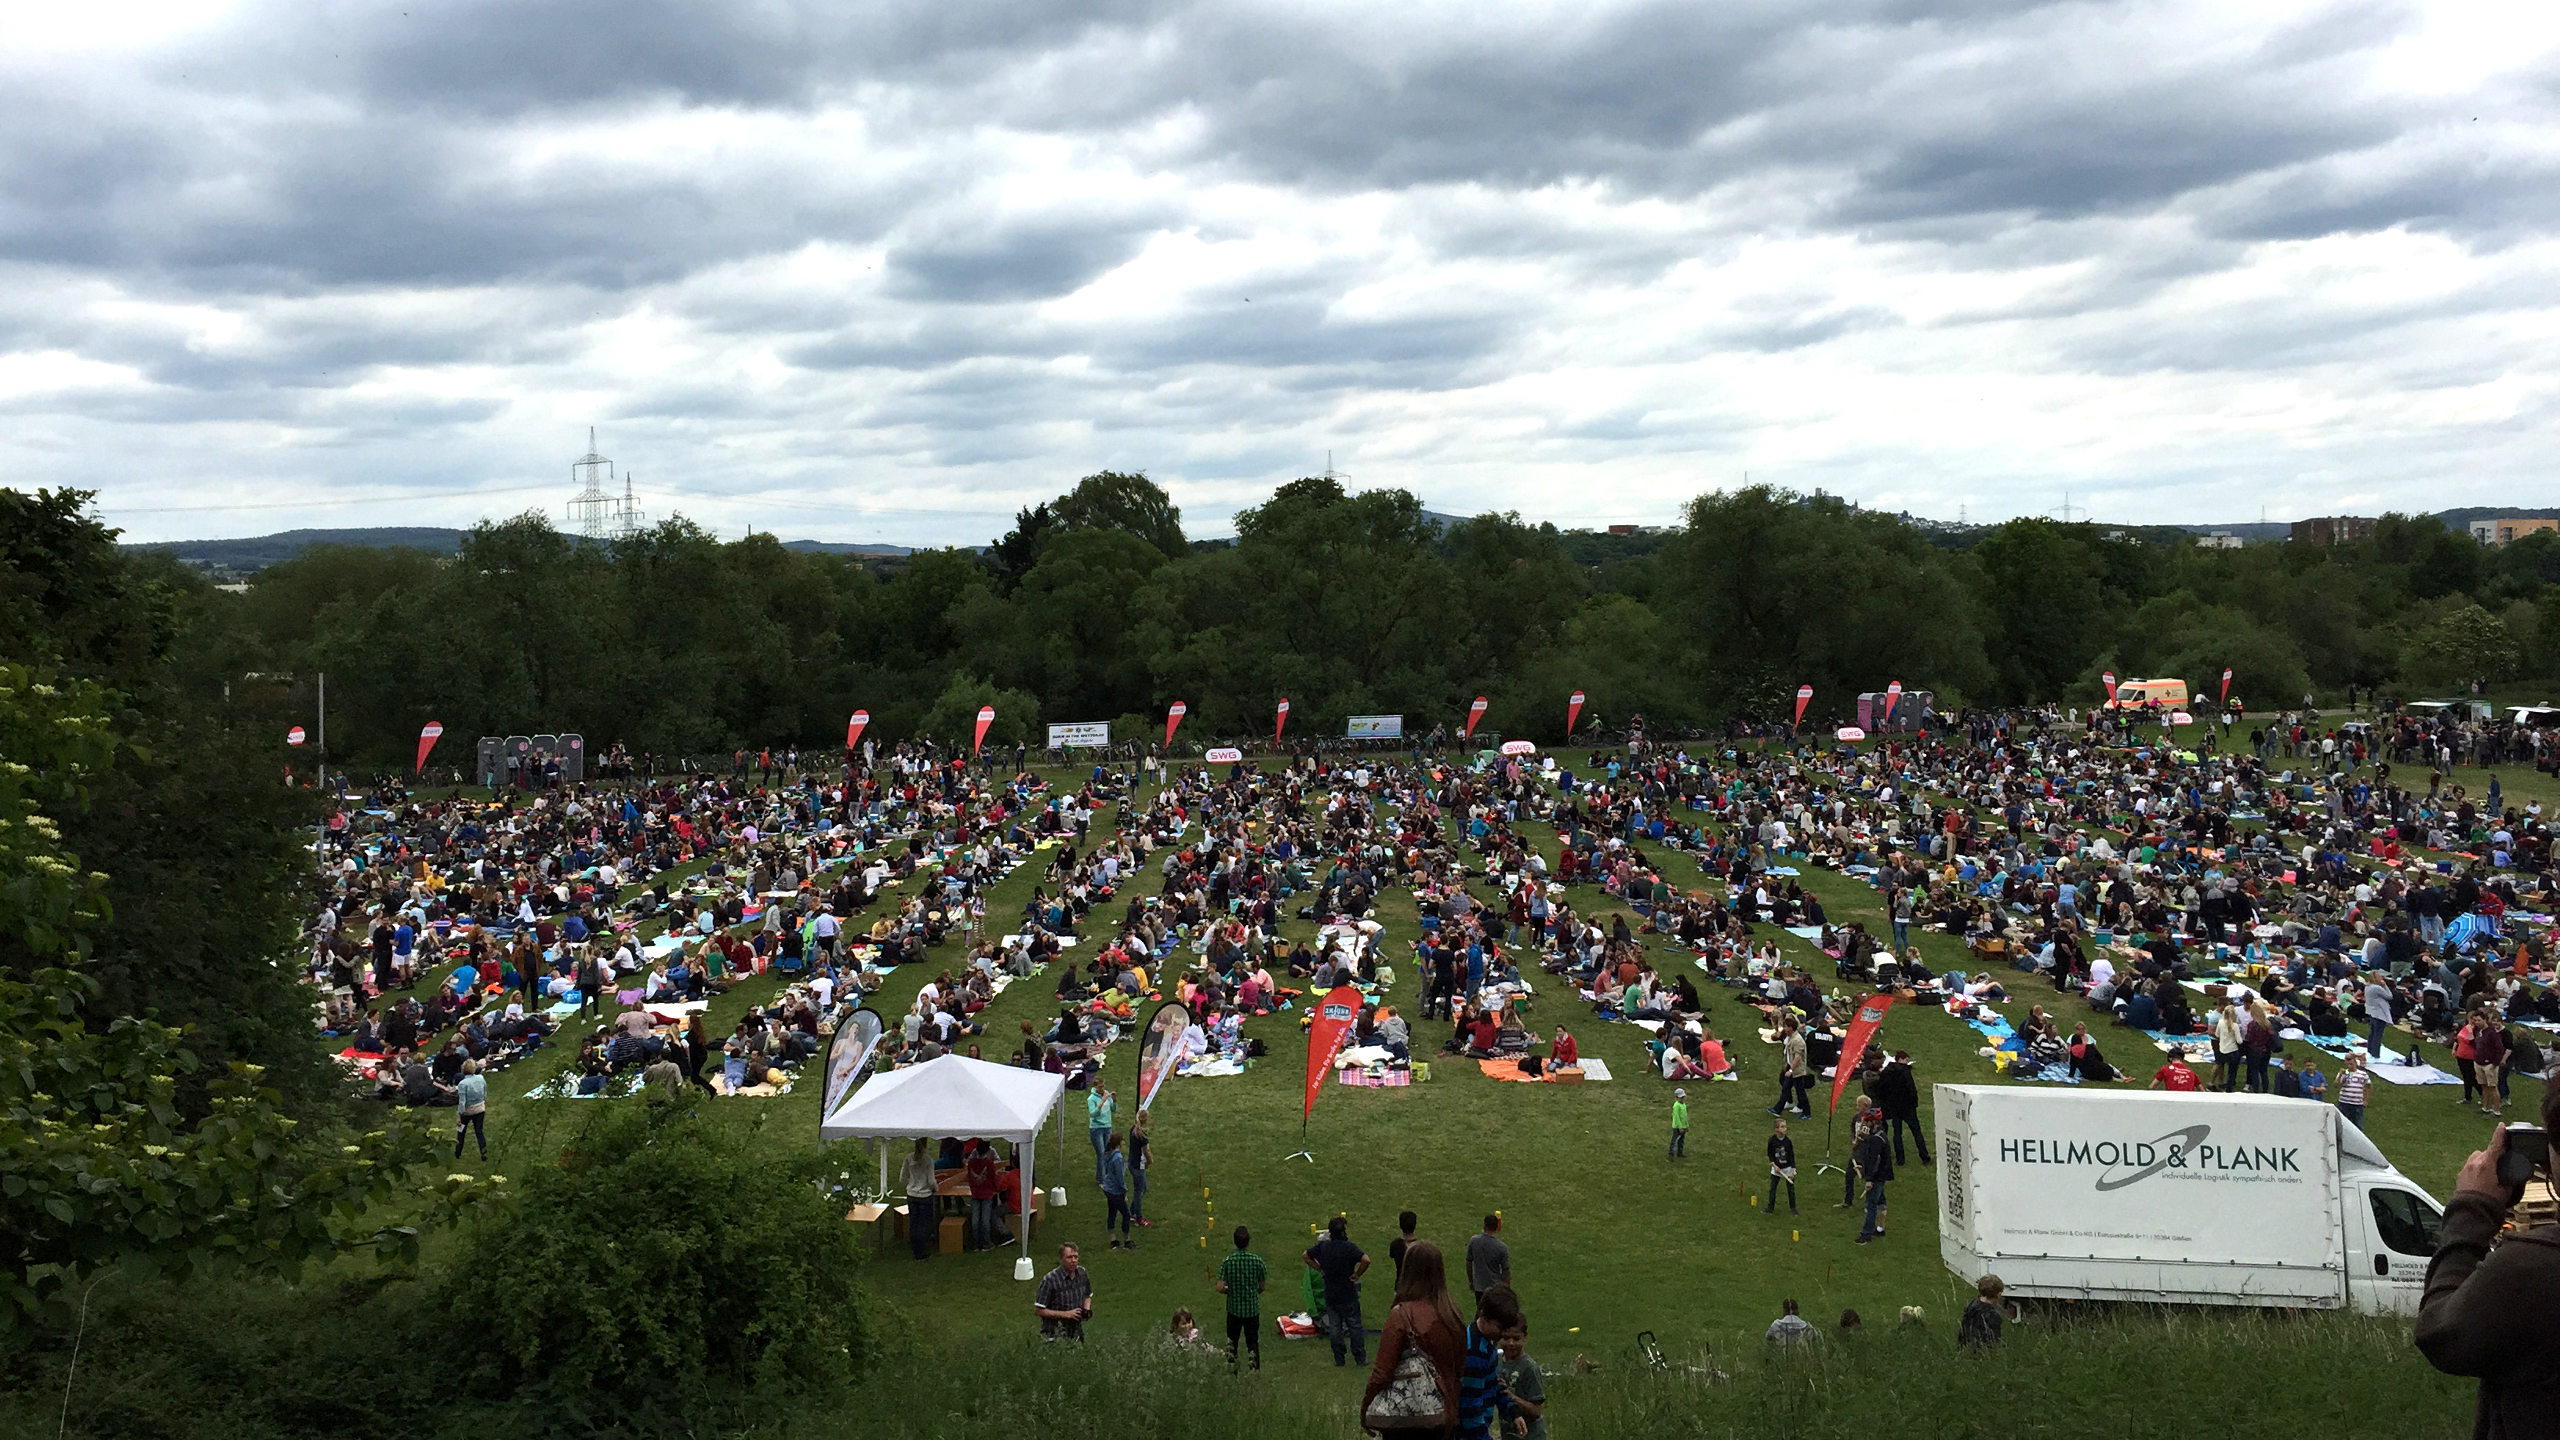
[1478, 1058, 1547, 1083]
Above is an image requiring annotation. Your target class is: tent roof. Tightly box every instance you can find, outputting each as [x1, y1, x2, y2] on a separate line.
[818, 1053, 1065, 1142]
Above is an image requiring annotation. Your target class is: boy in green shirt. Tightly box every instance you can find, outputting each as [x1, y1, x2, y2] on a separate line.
[1669, 1087, 1689, 1159]
[1214, 1226, 1266, 1372]
[1498, 1321, 1548, 1440]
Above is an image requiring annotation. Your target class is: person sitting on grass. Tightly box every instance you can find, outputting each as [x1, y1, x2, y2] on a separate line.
[1765, 1297, 1814, 1346]
[1958, 1275, 2006, 1349]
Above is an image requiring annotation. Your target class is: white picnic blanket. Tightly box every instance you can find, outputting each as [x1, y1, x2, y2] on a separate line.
[2369, 1061, 2462, 1086]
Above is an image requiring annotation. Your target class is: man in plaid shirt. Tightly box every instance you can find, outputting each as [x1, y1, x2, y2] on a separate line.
[1215, 1226, 1267, 1371]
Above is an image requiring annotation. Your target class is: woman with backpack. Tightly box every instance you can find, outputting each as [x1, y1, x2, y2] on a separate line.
[1364, 1241, 1463, 1440]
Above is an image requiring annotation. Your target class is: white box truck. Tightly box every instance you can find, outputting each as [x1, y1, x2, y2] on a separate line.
[1935, 1086, 2446, 1316]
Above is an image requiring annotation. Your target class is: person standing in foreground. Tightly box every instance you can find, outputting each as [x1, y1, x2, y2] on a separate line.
[2334, 1052, 2371, 1132]
[1853, 1116, 1893, 1244]
[453, 1059, 489, 1160]
[1364, 1241, 1463, 1440]
[1766, 1116, 1798, 1215]
[1305, 1215, 1372, 1367]
[1871, 1050, 1931, 1166]
[1668, 1087, 1689, 1159]
[1100, 1132, 1133, 1249]
[1127, 1111, 1153, 1228]
[2415, 1097, 2560, 1436]
[901, 1137, 939, 1261]
[1497, 1317, 1548, 1440]
[1389, 1209, 1418, 1282]
[1087, 1081, 1115, 1186]
[1033, 1244, 1093, 1342]
[1459, 1285, 1525, 1440]
[1465, 1214, 1511, 1301]
[1214, 1226, 1267, 1371]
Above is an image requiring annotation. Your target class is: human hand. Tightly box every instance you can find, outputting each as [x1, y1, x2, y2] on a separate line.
[2454, 1124, 2509, 1202]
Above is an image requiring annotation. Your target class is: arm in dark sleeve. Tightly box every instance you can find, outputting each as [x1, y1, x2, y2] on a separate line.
[2415, 1192, 2532, 1378]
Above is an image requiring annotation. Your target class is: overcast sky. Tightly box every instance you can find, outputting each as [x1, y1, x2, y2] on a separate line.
[7, 0, 2556, 545]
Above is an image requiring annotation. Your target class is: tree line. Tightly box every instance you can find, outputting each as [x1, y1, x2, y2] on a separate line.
[31, 480, 2560, 776]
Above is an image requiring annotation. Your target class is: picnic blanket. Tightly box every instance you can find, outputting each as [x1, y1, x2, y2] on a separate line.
[2370, 1061, 2463, 1086]
[1478, 1059, 1550, 1083]
[1175, 1055, 1245, 1078]
[1338, 1068, 1410, 1088]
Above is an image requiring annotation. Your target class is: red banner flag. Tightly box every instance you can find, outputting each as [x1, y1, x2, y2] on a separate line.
[2220, 668, 2233, 703]
[1793, 684, 1813, 727]
[1304, 984, 1363, 1123]
[1464, 695, 1489, 739]
[286, 725, 306, 746]
[1828, 993, 1898, 1115]
[1165, 700, 1188, 748]
[846, 709, 869, 750]
[2101, 670, 2118, 701]
[1275, 697, 1290, 742]
[1566, 690, 1586, 735]
[1882, 680, 1903, 720]
[972, 705, 996, 755]
[414, 720, 444, 775]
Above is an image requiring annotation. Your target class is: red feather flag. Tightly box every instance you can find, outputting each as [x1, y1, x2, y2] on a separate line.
[1464, 696, 1489, 739]
[1304, 984, 1363, 1124]
[414, 720, 444, 775]
[1566, 690, 1586, 735]
[972, 705, 996, 755]
[1829, 994, 1898, 1114]
[1793, 685, 1813, 727]
[846, 709, 869, 750]
[1165, 700, 1188, 748]
[1275, 697, 1290, 742]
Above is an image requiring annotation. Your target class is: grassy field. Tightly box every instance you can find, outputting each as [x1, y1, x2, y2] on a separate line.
[19, 751, 2486, 1440]
[757, 750, 2486, 1437]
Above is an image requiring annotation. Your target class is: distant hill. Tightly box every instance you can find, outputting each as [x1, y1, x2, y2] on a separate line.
[125, 526, 918, 576]
[129, 527, 465, 575]
[777, 539, 915, 557]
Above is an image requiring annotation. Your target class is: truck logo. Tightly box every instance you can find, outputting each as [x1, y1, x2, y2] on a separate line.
[2094, 1124, 2211, 1192]
[1991, 1123, 2302, 1191]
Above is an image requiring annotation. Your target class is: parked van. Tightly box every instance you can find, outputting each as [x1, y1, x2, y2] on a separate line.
[1935, 1086, 2444, 1316]
[2105, 678, 2190, 711]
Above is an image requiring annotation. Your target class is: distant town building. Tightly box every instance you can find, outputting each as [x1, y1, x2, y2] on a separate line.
[1607, 524, 1639, 536]
[2290, 516, 2376, 546]
[2195, 532, 2245, 550]
[2468, 516, 2559, 546]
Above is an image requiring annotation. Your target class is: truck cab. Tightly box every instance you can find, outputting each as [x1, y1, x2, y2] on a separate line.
[2338, 1122, 2445, 1316]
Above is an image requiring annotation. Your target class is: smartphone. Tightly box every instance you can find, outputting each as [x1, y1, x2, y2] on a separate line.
[2500, 1125, 2548, 1200]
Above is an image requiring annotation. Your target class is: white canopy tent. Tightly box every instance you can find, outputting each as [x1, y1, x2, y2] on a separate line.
[819, 1054, 1067, 1271]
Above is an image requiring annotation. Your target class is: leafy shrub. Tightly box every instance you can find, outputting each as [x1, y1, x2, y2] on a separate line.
[436, 1102, 873, 1430]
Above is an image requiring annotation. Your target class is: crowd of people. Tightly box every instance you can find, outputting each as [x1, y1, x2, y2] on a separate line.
[279, 699, 2560, 1429]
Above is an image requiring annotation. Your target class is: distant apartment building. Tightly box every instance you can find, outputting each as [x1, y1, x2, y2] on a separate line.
[2195, 532, 2245, 550]
[2290, 516, 2376, 546]
[2468, 516, 2560, 546]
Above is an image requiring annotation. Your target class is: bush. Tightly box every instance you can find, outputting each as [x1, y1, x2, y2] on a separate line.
[435, 1102, 873, 1431]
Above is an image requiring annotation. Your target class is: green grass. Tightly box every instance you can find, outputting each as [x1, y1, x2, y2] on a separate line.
[126, 752, 2490, 1438]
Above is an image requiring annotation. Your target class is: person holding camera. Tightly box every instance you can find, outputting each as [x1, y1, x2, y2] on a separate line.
[2416, 1092, 2559, 1437]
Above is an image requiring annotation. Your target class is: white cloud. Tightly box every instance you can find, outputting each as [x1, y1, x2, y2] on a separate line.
[2, 0, 2555, 544]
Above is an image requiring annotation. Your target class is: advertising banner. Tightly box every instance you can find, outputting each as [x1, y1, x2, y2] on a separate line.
[1137, 1001, 1194, 1111]
[1346, 715, 1403, 739]
[1047, 722, 1111, 749]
